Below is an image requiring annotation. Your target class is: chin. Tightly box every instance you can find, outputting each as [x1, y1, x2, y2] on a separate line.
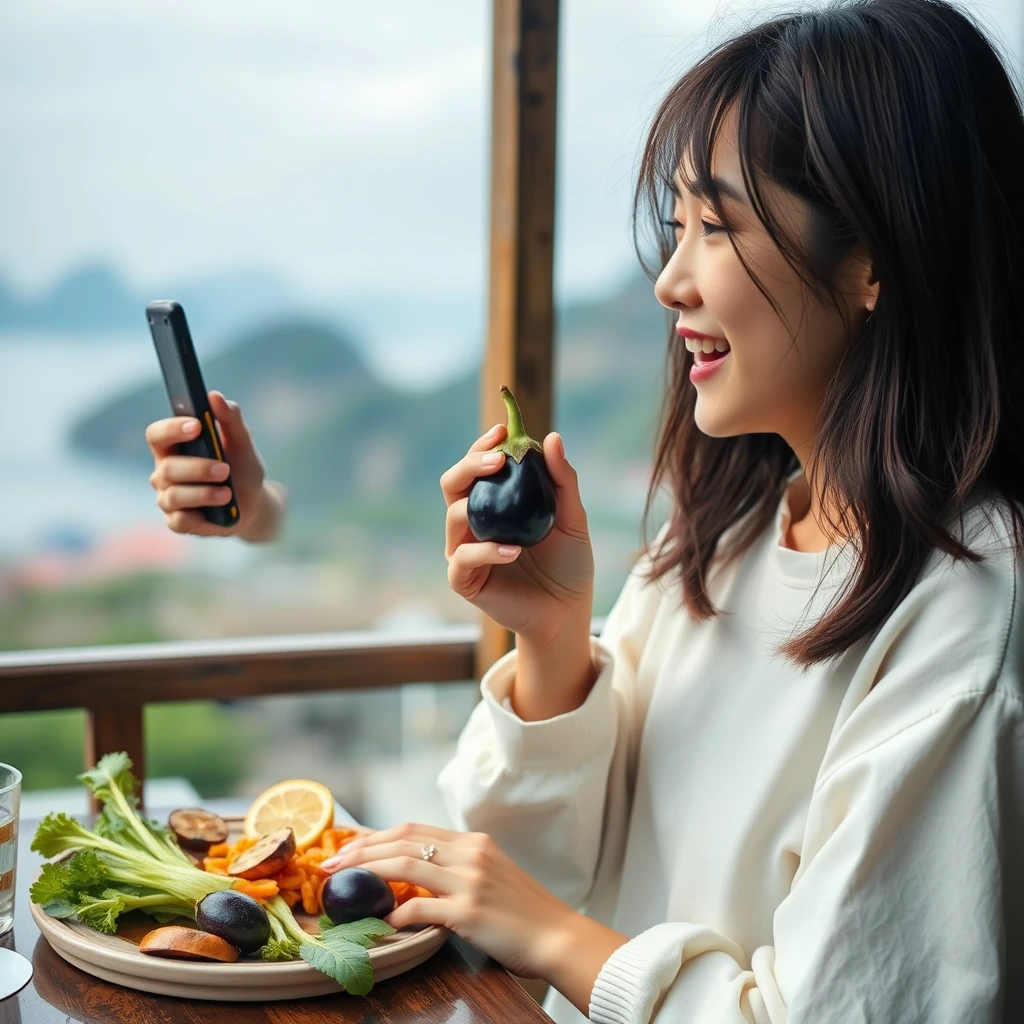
[693, 406, 741, 438]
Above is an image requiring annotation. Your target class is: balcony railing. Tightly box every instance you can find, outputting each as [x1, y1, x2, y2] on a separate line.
[0, 627, 480, 791]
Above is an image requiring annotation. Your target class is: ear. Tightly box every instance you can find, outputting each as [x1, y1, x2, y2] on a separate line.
[845, 245, 879, 314]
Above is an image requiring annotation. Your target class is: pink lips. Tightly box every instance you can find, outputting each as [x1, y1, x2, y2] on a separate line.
[689, 348, 729, 382]
[677, 326, 726, 342]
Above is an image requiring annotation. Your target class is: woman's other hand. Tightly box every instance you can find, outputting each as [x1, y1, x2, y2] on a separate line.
[440, 425, 595, 648]
[319, 822, 627, 1011]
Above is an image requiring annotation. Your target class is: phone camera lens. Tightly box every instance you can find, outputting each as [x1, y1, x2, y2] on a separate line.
[163, 317, 169, 325]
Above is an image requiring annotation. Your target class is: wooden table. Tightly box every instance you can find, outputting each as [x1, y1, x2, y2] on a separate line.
[0, 815, 553, 1024]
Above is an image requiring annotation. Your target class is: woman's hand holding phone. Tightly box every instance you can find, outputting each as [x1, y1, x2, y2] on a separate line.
[146, 390, 285, 542]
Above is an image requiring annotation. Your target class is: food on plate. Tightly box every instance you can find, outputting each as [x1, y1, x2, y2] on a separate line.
[139, 925, 240, 962]
[242, 779, 334, 851]
[195, 890, 271, 955]
[320, 868, 396, 926]
[167, 808, 229, 852]
[30, 753, 399, 995]
[227, 828, 296, 881]
[467, 385, 557, 548]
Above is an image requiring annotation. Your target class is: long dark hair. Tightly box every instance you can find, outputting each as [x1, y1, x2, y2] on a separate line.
[634, 0, 1024, 666]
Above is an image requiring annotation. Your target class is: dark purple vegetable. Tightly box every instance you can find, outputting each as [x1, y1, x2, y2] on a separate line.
[467, 386, 557, 548]
[196, 890, 271, 956]
[168, 808, 229, 852]
[320, 868, 396, 926]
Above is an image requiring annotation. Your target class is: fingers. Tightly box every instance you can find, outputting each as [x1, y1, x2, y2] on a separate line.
[439, 424, 508, 507]
[447, 540, 521, 596]
[322, 823, 457, 870]
[208, 391, 256, 458]
[163, 510, 233, 537]
[384, 896, 450, 931]
[445, 498, 471, 559]
[150, 456, 230, 489]
[145, 416, 200, 460]
[156, 484, 233, 515]
[541, 432, 589, 534]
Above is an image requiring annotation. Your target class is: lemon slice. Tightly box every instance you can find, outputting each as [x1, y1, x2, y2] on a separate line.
[242, 779, 335, 851]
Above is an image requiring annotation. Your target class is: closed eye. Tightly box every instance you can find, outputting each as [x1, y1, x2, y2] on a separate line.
[661, 218, 724, 237]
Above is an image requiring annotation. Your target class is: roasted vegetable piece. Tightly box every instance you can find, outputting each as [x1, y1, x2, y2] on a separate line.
[167, 808, 229, 852]
[196, 890, 271, 955]
[467, 386, 557, 547]
[320, 868, 396, 925]
[139, 925, 239, 962]
[227, 828, 296, 881]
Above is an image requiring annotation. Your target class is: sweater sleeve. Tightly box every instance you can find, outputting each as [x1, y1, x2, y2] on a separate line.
[588, 686, 1024, 1024]
[436, 557, 664, 909]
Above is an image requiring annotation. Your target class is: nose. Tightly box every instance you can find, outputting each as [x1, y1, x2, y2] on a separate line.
[654, 245, 700, 313]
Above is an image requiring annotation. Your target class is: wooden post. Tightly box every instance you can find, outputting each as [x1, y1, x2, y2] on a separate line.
[478, 0, 561, 680]
[86, 707, 145, 813]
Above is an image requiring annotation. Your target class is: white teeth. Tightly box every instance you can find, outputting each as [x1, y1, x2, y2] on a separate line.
[683, 336, 730, 354]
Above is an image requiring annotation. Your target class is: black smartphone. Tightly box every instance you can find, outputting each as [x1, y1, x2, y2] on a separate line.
[146, 299, 239, 529]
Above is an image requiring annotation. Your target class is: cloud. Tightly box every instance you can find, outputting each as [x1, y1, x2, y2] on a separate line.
[1, 0, 1020, 304]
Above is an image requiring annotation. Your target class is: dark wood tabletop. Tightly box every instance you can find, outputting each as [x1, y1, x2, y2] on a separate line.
[0, 812, 553, 1024]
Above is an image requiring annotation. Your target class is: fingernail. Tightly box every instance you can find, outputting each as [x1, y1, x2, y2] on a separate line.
[487, 423, 503, 436]
[482, 452, 503, 467]
[210, 463, 229, 480]
[214, 488, 231, 502]
[497, 545, 520, 557]
[184, 421, 200, 436]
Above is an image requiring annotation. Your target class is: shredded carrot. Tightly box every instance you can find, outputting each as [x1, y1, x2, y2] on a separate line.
[300, 880, 319, 916]
[279, 888, 301, 909]
[200, 824, 433, 917]
[234, 878, 280, 900]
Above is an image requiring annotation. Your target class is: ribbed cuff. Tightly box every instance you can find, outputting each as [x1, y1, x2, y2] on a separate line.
[478, 637, 616, 770]
[589, 926, 677, 1024]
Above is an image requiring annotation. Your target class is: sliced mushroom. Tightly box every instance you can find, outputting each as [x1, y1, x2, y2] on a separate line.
[227, 828, 296, 880]
[167, 808, 229, 852]
[139, 925, 239, 962]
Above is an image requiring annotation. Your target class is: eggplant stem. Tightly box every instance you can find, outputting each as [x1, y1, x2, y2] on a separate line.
[498, 386, 545, 463]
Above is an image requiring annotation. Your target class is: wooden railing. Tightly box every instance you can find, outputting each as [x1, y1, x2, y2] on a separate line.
[0, 626, 480, 789]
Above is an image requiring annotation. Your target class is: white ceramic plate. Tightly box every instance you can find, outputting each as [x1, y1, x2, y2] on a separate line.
[31, 817, 448, 1001]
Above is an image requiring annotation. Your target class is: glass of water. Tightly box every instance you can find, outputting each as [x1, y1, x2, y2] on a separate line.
[0, 763, 21, 936]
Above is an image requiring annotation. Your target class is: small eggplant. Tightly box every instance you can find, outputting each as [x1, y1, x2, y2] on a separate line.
[467, 386, 557, 547]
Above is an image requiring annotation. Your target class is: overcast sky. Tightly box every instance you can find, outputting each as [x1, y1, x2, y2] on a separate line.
[1, 0, 1021, 307]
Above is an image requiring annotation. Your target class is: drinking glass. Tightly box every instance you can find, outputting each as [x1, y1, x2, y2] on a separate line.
[0, 763, 21, 937]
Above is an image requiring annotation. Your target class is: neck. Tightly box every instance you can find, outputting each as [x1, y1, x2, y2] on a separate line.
[785, 442, 846, 553]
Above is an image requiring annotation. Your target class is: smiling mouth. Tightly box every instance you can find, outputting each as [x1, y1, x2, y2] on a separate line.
[693, 348, 729, 364]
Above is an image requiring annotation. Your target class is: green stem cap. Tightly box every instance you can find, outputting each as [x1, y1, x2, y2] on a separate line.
[496, 386, 545, 463]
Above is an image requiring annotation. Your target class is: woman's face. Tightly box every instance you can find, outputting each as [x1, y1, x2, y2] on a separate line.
[654, 107, 872, 460]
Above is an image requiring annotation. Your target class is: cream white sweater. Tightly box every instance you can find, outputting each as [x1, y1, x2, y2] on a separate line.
[437, 477, 1024, 1023]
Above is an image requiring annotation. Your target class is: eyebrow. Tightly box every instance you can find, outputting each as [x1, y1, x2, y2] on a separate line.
[670, 176, 748, 206]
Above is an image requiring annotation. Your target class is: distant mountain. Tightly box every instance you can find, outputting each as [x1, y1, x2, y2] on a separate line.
[0, 264, 294, 339]
[69, 272, 672, 530]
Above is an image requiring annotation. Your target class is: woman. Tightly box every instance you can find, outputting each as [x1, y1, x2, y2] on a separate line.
[148, 0, 1024, 1019]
